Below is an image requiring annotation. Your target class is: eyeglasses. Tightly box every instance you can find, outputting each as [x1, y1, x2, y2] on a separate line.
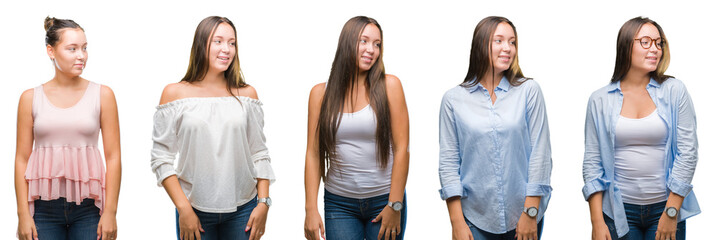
[634, 36, 663, 50]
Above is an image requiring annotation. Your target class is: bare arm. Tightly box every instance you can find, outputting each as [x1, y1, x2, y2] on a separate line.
[15, 89, 38, 240]
[385, 75, 409, 204]
[304, 83, 325, 240]
[99, 85, 121, 216]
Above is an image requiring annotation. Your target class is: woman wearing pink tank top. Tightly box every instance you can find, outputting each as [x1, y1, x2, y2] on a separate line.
[14, 17, 121, 240]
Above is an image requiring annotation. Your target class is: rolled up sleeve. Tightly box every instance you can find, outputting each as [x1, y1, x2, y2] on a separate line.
[582, 97, 607, 201]
[525, 82, 552, 197]
[668, 84, 698, 197]
[438, 93, 464, 200]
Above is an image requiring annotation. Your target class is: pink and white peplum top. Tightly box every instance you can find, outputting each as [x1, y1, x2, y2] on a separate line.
[24, 81, 105, 216]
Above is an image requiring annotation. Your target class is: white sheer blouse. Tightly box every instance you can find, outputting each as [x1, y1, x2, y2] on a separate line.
[151, 96, 275, 213]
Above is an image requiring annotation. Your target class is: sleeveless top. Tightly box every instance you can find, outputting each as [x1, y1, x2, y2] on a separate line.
[324, 105, 393, 199]
[614, 110, 668, 205]
[25, 81, 105, 216]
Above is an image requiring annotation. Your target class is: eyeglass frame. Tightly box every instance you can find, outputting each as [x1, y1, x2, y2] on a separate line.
[634, 36, 663, 50]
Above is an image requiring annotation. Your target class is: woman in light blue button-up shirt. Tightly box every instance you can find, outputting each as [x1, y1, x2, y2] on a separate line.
[439, 16, 552, 240]
[583, 17, 700, 240]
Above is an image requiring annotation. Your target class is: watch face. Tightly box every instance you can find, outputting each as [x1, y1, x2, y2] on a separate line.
[266, 198, 272, 206]
[527, 207, 538, 217]
[667, 207, 677, 217]
[393, 202, 403, 211]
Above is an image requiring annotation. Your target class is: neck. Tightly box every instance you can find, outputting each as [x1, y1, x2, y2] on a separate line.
[357, 71, 367, 86]
[621, 69, 650, 89]
[51, 70, 83, 87]
[200, 69, 227, 87]
[479, 70, 504, 91]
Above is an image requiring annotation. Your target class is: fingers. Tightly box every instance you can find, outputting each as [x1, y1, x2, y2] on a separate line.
[246, 216, 253, 233]
[372, 214, 383, 223]
[378, 224, 385, 240]
[33, 226, 38, 240]
[195, 228, 202, 240]
[97, 223, 102, 240]
[391, 228, 397, 240]
[320, 222, 325, 240]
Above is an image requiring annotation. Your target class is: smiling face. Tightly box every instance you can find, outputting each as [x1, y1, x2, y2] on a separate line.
[357, 23, 381, 73]
[47, 28, 87, 77]
[490, 22, 516, 74]
[207, 22, 236, 74]
[630, 23, 663, 75]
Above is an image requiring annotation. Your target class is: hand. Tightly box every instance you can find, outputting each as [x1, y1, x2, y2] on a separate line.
[304, 209, 324, 240]
[373, 206, 401, 240]
[177, 207, 204, 240]
[246, 202, 268, 240]
[17, 213, 38, 240]
[97, 212, 118, 240]
[655, 212, 677, 240]
[450, 219, 473, 240]
[591, 221, 612, 240]
[515, 213, 538, 240]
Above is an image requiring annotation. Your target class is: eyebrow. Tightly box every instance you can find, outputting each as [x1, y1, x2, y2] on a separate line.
[494, 34, 515, 39]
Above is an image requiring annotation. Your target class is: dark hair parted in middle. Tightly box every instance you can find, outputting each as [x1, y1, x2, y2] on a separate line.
[317, 16, 391, 178]
[461, 16, 528, 88]
[611, 17, 671, 83]
[181, 16, 246, 97]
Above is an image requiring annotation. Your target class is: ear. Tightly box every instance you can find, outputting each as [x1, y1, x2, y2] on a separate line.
[46, 44, 55, 61]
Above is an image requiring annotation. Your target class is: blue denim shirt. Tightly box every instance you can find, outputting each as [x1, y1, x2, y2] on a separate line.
[438, 77, 552, 234]
[582, 78, 701, 238]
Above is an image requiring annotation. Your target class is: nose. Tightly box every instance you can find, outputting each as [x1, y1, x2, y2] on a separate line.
[76, 50, 86, 61]
[365, 43, 375, 54]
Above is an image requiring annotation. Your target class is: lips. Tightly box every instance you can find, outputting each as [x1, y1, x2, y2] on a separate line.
[498, 55, 511, 62]
[361, 56, 373, 63]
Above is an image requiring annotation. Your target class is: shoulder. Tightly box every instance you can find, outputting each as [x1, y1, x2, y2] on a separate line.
[659, 77, 687, 90]
[237, 85, 259, 100]
[99, 84, 116, 98]
[587, 83, 615, 102]
[159, 82, 187, 105]
[309, 82, 326, 98]
[384, 74, 403, 91]
[19, 88, 35, 103]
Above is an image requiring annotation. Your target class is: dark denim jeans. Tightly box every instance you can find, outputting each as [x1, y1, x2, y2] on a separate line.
[175, 197, 257, 240]
[466, 217, 543, 240]
[324, 190, 407, 240]
[33, 197, 101, 240]
[604, 201, 686, 240]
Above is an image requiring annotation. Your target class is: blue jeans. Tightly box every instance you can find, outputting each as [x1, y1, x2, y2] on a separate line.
[33, 197, 101, 240]
[324, 190, 407, 240]
[604, 201, 686, 240]
[466, 217, 543, 240]
[175, 197, 257, 240]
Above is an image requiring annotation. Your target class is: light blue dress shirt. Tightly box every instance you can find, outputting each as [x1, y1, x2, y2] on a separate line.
[582, 78, 701, 238]
[439, 77, 552, 234]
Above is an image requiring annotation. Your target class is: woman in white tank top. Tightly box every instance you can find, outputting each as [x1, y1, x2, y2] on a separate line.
[583, 17, 700, 240]
[304, 16, 410, 240]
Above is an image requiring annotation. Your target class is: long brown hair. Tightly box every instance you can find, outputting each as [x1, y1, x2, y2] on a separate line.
[462, 16, 528, 88]
[181, 16, 247, 98]
[611, 17, 671, 83]
[317, 16, 391, 178]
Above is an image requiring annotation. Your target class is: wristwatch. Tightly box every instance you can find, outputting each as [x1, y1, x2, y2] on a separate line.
[258, 197, 272, 207]
[387, 201, 403, 212]
[523, 206, 538, 218]
[665, 207, 678, 218]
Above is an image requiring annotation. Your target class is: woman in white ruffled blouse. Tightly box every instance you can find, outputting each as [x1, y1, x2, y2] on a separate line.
[150, 16, 275, 240]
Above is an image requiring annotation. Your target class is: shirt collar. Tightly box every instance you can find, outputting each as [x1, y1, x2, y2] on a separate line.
[608, 77, 661, 93]
[468, 76, 511, 93]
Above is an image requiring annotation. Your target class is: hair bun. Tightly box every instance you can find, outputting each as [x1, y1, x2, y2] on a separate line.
[44, 16, 56, 31]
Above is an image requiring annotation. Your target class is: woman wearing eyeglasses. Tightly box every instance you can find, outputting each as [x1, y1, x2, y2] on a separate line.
[583, 17, 700, 240]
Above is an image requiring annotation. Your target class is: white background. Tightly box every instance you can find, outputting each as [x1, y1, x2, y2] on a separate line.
[1, 0, 713, 239]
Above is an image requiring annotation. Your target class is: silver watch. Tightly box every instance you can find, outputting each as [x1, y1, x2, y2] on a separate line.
[665, 207, 678, 218]
[387, 201, 403, 212]
[258, 197, 272, 207]
[523, 206, 538, 218]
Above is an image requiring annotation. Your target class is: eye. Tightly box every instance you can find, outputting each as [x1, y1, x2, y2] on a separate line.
[494, 39, 502, 44]
[375, 42, 381, 48]
[360, 39, 367, 44]
[69, 47, 76, 51]
[214, 40, 221, 44]
[510, 40, 516, 45]
[229, 42, 236, 46]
